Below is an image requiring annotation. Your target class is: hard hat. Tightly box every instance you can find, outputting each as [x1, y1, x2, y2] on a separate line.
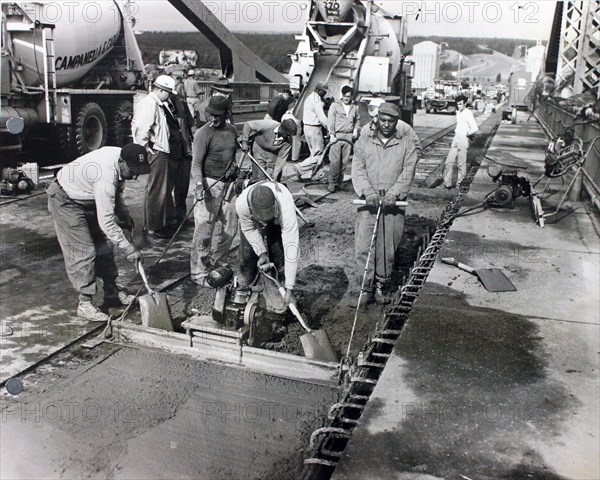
[188, 69, 196, 77]
[249, 185, 277, 222]
[120, 143, 151, 175]
[154, 75, 177, 94]
[314, 81, 328, 91]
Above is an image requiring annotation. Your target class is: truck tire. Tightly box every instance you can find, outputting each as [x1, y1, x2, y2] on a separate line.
[111, 100, 134, 147]
[74, 102, 107, 155]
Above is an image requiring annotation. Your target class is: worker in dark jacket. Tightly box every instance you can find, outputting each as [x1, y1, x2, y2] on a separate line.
[352, 103, 418, 306]
[266, 89, 292, 122]
[240, 118, 297, 181]
[190, 96, 239, 286]
[47, 144, 150, 322]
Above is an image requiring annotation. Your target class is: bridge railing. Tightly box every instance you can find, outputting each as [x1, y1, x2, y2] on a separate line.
[535, 97, 600, 208]
[195, 81, 290, 110]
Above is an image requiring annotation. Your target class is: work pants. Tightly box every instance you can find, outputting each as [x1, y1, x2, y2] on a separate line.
[172, 156, 192, 223]
[296, 125, 324, 177]
[47, 181, 118, 297]
[144, 151, 177, 231]
[251, 143, 286, 182]
[190, 179, 237, 281]
[354, 206, 405, 289]
[443, 135, 469, 188]
[328, 134, 353, 187]
[238, 223, 286, 314]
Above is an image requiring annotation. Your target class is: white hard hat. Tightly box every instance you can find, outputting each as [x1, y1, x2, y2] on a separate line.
[188, 69, 195, 76]
[154, 75, 177, 94]
[368, 98, 385, 108]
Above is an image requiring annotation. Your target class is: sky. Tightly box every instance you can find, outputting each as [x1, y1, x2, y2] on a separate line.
[130, 0, 557, 40]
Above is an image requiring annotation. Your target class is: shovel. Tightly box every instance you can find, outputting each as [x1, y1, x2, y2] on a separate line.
[441, 258, 517, 292]
[138, 263, 175, 331]
[260, 271, 337, 363]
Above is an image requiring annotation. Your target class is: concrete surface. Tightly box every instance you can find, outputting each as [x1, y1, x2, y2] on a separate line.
[333, 117, 600, 479]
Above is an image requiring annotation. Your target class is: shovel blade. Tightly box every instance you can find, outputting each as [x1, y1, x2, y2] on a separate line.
[475, 268, 517, 292]
[300, 330, 338, 363]
[139, 293, 174, 331]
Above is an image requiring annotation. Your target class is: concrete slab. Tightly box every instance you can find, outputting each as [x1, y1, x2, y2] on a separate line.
[333, 117, 600, 479]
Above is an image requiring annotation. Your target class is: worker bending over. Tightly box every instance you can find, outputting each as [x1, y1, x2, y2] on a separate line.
[47, 144, 150, 322]
[352, 103, 418, 306]
[235, 182, 299, 326]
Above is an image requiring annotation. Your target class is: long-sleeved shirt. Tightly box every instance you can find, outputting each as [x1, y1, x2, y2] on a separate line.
[241, 119, 292, 177]
[131, 92, 170, 153]
[352, 128, 418, 200]
[328, 100, 359, 135]
[57, 147, 133, 253]
[191, 122, 238, 184]
[235, 182, 299, 289]
[455, 108, 478, 137]
[303, 92, 328, 127]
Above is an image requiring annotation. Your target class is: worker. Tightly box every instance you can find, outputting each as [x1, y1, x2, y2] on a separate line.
[352, 103, 418, 306]
[363, 98, 423, 159]
[46, 144, 150, 322]
[132, 74, 177, 239]
[294, 82, 329, 180]
[165, 75, 194, 227]
[183, 69, 203, 120]
[174, 72, 185, 98]
[240, 118, 297, 181]
[197, 77, 234, 126]
[327, 85, 360, 193]
[190, 96, 239, 286]
[266, 89, 293, 122]
[235, 182, 299, 323]
[281, 101, 302, 162]
[443, 94, 478, 189]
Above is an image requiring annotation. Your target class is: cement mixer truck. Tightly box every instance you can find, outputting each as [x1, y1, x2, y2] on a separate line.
[0, 1, 146, 165]
[289, 0, 414, 125]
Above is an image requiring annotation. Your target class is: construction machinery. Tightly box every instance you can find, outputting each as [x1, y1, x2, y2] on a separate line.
[289, 0, 415, 125]
[423, 79, 460, 114]
[1, 1, 146, 166]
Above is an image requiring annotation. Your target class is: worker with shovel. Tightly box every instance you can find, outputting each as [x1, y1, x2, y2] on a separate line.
[352, 103, 418, 306]
[47, 144, 151, 322]
[235, 182, 299, 336]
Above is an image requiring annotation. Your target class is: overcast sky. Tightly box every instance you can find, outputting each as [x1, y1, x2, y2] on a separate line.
[130, 1, 556, 40]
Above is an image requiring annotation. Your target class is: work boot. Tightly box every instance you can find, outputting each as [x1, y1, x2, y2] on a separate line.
[374, 282, 390, 305]
[77, 301, 110, 323]
[104, 288, 136, 307]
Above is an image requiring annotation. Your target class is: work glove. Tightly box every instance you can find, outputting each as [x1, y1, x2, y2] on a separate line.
[126, 249, 142, 265]
[194, 182, 205, 200]
[118, 214, 135, 231]
[365, 193, 380, 208]
[240, 141, 250, 153]
[257, 252, 275, 272]
[383, 193, 397, 208]
[284, 288, 297, 306]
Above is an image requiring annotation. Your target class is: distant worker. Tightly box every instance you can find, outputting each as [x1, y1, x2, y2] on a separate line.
[131, 74, 177, 239]
[190, 96, 239, 286]
[47, 144, 150, 322]
[240, 118, 297, 181]
[282, 101, 302, 162]
[443, 94, 478, 189]
[352, 103, 418, 306]
[174, 72, 185, 98]
[236, 182, 299, 323]
[327, 85, 360, 193]
[183, 69, 203, 120]
[266, 89, 293, 122]
[197, 77, 234, 126]
[294, 82, 329, 180]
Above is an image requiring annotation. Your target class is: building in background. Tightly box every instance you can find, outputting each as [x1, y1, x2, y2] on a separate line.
[409, 41, 441, 91]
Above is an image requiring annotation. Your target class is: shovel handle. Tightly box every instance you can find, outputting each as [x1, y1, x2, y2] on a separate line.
[441, 257, 475, 274]
[137, 263, 155, 294]
[352, 199, 408, 207]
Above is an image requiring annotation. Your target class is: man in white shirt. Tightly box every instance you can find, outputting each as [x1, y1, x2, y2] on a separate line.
[295, 82, 329, 179]
[46, 144, 150, 322]
[443, 95, 478, 189]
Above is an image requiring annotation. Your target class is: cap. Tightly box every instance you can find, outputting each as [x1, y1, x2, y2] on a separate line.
[280, 119, 298, 136]
[154, 75, 177, 94]
[314, 81, 328, 91]
[120, 143, 151, 175]
[212, 77, 233, 94]
[188, 69, 195, 76]
[378, 102, 399, 117]
[205, 96, 230, 116]
[249, 185, 277, 222]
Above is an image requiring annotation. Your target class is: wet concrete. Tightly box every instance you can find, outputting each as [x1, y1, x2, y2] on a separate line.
[333, 116, 599, 479]
[1, 343, 338, 479]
